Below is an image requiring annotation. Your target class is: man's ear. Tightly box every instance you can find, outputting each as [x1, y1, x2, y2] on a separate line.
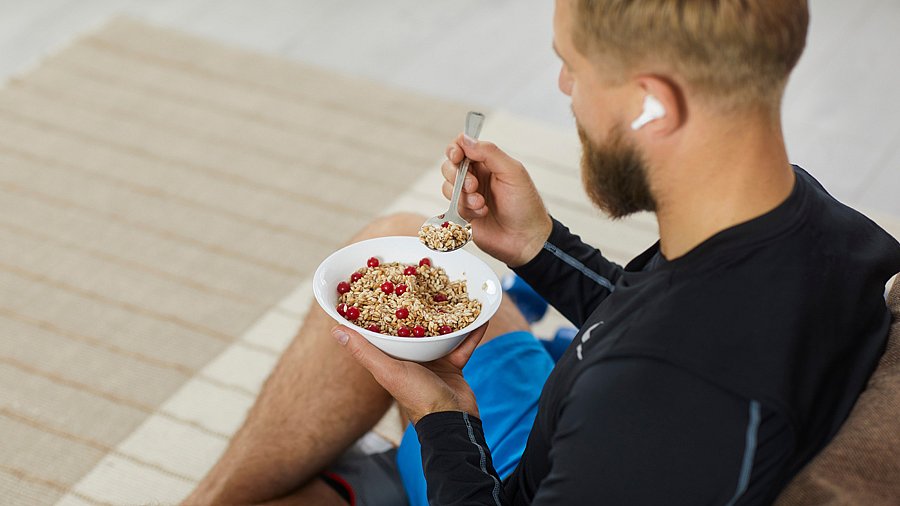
[631, 76, 685, 136]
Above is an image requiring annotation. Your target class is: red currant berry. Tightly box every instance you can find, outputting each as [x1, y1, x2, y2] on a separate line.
[419, 258, 431, 267]
[395, 284, 408, 296]
[337, 281, 350, 294]
[336, 303, 347, 316]
[412, 325, 427, 337]
[345, 306, 360, 321]
[397, 326, 411, 337]
[367, 257, 379, 268]
[441, 221, 450, 228]
[395, 307, 409, 319]
[380, 281, 394, 294]
[433, 294, 448, 302]
[403, 266, 417, 276]
[438, 325, 453, 335]
[367, 324, 381, 333]
[350, 272, 363, 283]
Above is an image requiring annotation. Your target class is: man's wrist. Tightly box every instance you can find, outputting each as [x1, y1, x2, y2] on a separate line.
[410, 405, 479, 425]
[509, 216, 553, 268]
[414, 409, 480, 428]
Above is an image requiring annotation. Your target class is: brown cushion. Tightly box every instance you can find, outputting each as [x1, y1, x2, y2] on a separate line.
[775, 278, 900, 505]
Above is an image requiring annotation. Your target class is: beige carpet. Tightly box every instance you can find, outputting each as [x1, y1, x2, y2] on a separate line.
[0, 15, 668, 505]
[0, 17, 473, 505]
[4, 15, 900, 506]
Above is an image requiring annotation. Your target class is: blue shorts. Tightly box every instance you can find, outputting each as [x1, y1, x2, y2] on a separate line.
[395, 330, 555, 506]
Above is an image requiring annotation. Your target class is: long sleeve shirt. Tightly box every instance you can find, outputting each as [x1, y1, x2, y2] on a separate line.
[415, 166, 900, 505]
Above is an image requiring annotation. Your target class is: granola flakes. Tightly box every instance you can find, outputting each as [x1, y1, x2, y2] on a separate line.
[419, 221, 472, 251]
[336, 257, 481, 337]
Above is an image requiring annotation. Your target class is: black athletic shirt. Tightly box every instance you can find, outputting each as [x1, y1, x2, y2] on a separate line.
[415, 166, 900, 505]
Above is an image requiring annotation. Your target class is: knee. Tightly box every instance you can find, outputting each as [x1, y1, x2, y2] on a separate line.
[351, 212, 426, 241]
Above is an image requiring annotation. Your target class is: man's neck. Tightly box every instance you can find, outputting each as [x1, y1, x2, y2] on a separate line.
[652, 113, 796, 260]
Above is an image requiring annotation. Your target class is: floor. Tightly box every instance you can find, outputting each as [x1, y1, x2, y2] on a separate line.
[0, 0, 898, 218]
[0, 19, 657, 503]
[0, 4, 897, 503]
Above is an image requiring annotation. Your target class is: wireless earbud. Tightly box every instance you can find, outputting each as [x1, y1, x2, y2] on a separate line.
[630, 94, 666, 131]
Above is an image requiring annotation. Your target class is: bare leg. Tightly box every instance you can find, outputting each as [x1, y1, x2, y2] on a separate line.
[185, 212, 530, 505]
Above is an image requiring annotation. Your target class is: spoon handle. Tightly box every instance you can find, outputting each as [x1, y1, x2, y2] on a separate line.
[448, 112, 485, 219]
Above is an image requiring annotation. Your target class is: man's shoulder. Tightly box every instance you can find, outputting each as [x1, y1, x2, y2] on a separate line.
[795, 166, 900, 258]
[668, 166, 899, 299]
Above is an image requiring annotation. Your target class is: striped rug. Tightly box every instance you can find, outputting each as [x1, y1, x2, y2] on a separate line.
[0, 16, 469, 505]
[0, 16, 669, 506]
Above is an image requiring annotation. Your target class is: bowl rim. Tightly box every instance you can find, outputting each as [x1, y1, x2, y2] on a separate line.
[312, 236, 502, 343]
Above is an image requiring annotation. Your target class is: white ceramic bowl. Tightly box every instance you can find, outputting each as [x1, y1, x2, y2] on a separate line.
[313, 236, 502, 362]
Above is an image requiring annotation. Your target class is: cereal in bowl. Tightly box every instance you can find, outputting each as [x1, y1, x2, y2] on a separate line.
[336, 256, 481, 337]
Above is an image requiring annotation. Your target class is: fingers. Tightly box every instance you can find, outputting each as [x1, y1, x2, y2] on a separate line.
[440, 159, 488, 219]
[334, 324, 476, 422]
[445, 135, 518, 175]
[440, 180, 486, 209]
[441, 181, 488, 220]
[445, 323, 489, 368]
[440, 159, 479, 193]
[332, 325, 404, 390]
[456, 135, 519, 174]
[445, 141, 465, 165]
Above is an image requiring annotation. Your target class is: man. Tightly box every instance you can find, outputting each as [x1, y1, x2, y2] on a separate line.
[187, 0, 900, 504]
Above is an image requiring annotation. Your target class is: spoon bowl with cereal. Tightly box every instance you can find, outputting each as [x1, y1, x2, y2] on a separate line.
[419, 111, 485, 252]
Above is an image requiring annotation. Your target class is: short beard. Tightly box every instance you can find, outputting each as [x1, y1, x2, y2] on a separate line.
[578, 122, 657, 219]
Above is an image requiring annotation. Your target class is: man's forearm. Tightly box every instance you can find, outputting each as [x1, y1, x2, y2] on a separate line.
[417, 411, 506, 506]
[513, 218, 624, 326]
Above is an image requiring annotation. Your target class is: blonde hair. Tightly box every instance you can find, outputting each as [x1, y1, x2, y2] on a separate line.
[571, 0, 809, 109]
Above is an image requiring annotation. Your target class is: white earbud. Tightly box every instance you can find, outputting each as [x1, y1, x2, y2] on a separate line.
[630, 94, 666, 131]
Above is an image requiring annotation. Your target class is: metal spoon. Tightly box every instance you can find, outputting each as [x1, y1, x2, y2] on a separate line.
[419, 111, 485, 252]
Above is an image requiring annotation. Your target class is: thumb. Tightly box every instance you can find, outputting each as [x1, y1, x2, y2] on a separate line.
[444, 322, 489, 369]
[332, 325, 402, 385]
[454, 134, 519, 176]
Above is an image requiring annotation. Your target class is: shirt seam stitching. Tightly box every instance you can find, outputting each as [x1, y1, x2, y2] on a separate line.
[463, 412, 501, 506]
[724, 400, 761, 506]
[543, 242, 616, 292]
